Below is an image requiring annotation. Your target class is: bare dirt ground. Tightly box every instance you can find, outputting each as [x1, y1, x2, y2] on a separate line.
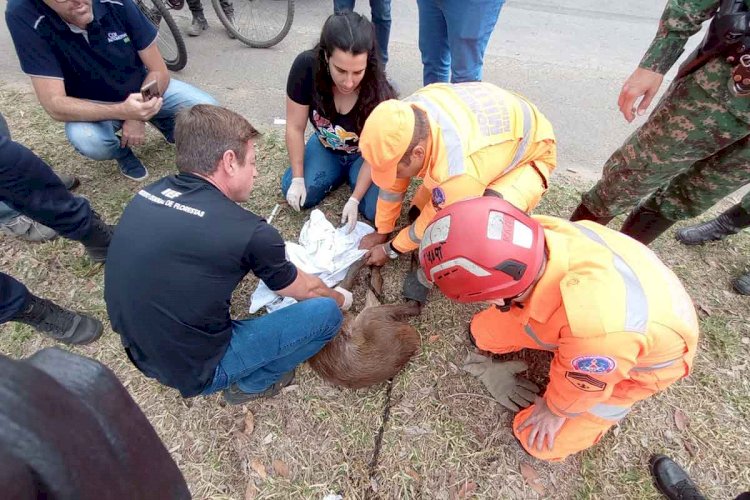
[1, 87, 749, 499]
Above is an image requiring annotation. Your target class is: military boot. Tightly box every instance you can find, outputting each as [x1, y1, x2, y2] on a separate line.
[569, 202, 615, 226]
[733, 272, 750, 295]
[11, 295, 103, 346]
[79, 212, 113, 263]
[620, 204, 675, 245]
[187, 12, 208, 36]
[649, 455, 706, 500]
[675, 204, 750, 245]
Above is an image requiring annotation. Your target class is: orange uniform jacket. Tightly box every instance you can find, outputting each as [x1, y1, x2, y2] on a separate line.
[471, 217, 700, 420]
[375, 83, 557, 253]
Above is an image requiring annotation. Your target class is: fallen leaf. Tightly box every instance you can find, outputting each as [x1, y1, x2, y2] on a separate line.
[520, 463, 545, 495]
[456, 481, 477, 499]
[405, 468, 421, 481]
[262, 432, 275, 445]
[429, 335, 440, 343]
[683, 439, 698, 457]
[674, 409, 690, 432]
[370, 267, 383, 295]
[272, 459, 290, 478]
[370, 477, 379, 493]
[250, 459, 268, 480]
[244, 481, 258, 500]
[243, 412, 255, 436]
[696, 302, 712, 318]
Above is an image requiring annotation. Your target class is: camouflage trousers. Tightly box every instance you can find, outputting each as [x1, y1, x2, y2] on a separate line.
[582, 74, 750, 220]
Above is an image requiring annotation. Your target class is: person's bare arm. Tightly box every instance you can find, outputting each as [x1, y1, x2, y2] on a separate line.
[138, 41, 170, 97]
[285, 97, 309, 178]
[30, 77, 161, 123]
[276, 268, 345, 307]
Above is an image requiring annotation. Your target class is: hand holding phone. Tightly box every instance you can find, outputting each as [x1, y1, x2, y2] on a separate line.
[140, 80, 160, 101]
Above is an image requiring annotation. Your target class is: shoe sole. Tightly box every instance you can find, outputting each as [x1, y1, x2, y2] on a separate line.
[120, 170, 149, 182]
[223, 371, 295, 405]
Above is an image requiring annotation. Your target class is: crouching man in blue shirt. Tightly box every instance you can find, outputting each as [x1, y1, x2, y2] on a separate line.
[104, 105, 352, 404]
[5, 0, 217, 181]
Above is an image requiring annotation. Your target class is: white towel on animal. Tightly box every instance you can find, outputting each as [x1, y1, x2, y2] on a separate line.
[249, 209, 374, 313]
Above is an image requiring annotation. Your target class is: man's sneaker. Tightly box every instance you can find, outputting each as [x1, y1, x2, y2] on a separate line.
[11, 295, 103, 346]
[57, 172, 80, 191]
[223, 369, 296, 405]
[80, 211, 114, 263]
[224, 11, 236, 39]
[187, 14, 208, 36]
[117, 154, 149, 181]
[0, 215, 58, 242]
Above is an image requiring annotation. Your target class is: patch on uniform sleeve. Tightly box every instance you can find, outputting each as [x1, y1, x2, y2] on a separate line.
[565, 371, 606, 392]
[571, 355, 616, 374]
[431, 187, 446, 209]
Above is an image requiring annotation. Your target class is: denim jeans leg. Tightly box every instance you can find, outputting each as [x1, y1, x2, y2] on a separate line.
[417, 0, 450, 85]
[345, 153, 378, 222]
[333, 0, 355, 13]
[281, 137, 348, 208]
[369, 0, 392, 66]
[204, 298, 342, 394]
[65, 120, 131, 162]
[149, 79, 218, 144]
[0, 272, 30, 323]
[445, 0, 504, 83]
[0, 113, 20, 223]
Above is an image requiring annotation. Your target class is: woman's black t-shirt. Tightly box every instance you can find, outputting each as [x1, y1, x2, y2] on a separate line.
[286, 50, 362, 155]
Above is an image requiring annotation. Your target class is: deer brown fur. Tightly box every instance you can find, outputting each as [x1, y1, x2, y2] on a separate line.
[308, 259, 421, 389]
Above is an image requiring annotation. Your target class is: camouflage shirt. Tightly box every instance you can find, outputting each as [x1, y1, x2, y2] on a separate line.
[640, 0, 750, 123]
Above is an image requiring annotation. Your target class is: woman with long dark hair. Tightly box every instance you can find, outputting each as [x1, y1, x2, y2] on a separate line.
[282, 11, 396, 232]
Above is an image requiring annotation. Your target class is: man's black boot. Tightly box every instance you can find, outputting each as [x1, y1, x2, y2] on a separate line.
[79, 212, 113, 263]
[733, 272, 750, 295]
[11, 295, 103, 346]
[569, 202, 615, 226]
[620, 204, 675, 245]
[649, 455, 706, 500]
[676, 204, 750, 245]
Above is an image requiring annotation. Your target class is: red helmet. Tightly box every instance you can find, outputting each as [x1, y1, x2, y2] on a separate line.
[418, 197, 546, 303]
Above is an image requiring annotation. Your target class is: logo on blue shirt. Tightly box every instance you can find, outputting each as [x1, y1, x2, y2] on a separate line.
[107, 31, 129, 43]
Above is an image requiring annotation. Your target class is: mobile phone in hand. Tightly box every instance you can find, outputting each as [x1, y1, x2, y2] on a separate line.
[140, 80, 160, 101]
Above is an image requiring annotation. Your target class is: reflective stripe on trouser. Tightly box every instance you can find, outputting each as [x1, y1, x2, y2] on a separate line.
[469, 306, 558, 354]
[513, 402, 629, 462]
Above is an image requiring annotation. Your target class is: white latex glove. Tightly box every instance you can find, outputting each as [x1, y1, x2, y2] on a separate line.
[334, 286, 353, 311]
[286, 177, 306, 211]
[462, 352, 540, 412]
[340, 196, 360, 234]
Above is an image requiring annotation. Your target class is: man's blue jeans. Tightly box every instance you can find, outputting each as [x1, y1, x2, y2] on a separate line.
[280, 137, 379, 222]
[65, 79, 217, 165]
[202, 298, 343, 395]
[333, 0, 392, 66]
[417, 0, 505, 85]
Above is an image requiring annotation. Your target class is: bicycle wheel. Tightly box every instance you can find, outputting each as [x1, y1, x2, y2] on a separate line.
[213, 0, 294, 49]
[136, 0, 188, 71]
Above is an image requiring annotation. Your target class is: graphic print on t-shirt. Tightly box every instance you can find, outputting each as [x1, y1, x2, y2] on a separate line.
[312, 110, 359, 153]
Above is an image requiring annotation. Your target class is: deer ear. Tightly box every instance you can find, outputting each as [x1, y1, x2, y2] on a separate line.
[364, 289, 380, 309]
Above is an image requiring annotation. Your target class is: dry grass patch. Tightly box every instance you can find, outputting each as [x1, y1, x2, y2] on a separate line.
[1, 87, 749, 499]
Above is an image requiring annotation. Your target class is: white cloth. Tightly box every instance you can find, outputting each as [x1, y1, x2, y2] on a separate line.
[249, 209, 374, 313]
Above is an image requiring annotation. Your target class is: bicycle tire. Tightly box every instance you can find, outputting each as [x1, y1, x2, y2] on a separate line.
[137, 0, 188, 71]
[213, 0, 294, 49]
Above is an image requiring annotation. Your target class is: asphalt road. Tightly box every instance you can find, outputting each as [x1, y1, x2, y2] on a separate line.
[0, 0, 705, 178]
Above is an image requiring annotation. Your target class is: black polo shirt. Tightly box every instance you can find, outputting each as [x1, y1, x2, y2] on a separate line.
[104, 173, 298, 397]
[6, 0, 157, 103]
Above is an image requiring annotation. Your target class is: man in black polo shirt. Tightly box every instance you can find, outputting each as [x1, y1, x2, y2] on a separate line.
[105, 105, 351, 404]
[5, 0, 217, 182]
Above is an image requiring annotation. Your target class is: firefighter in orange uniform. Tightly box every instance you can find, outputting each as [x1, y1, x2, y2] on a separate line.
[357, 82, 556, 268]
[418, 197, 699, 461]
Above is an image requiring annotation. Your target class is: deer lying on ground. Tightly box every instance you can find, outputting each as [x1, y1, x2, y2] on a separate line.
[308, 258, 421, 389]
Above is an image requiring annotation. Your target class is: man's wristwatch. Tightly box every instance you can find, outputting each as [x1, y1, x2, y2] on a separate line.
[384, 242, 400, 260]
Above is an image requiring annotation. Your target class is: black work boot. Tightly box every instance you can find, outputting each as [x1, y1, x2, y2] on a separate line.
[187, 12, 208, 36]
[223, 369, 296, 405]
[649, 455, 706, 500]
[676, 204, 750, 245]
[733, 272, 750, 295]
[620, 204, 675, 245]
[569, 202, 615, 226]
[79, 212, 113, 263]
[11, 295, 103, 346]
